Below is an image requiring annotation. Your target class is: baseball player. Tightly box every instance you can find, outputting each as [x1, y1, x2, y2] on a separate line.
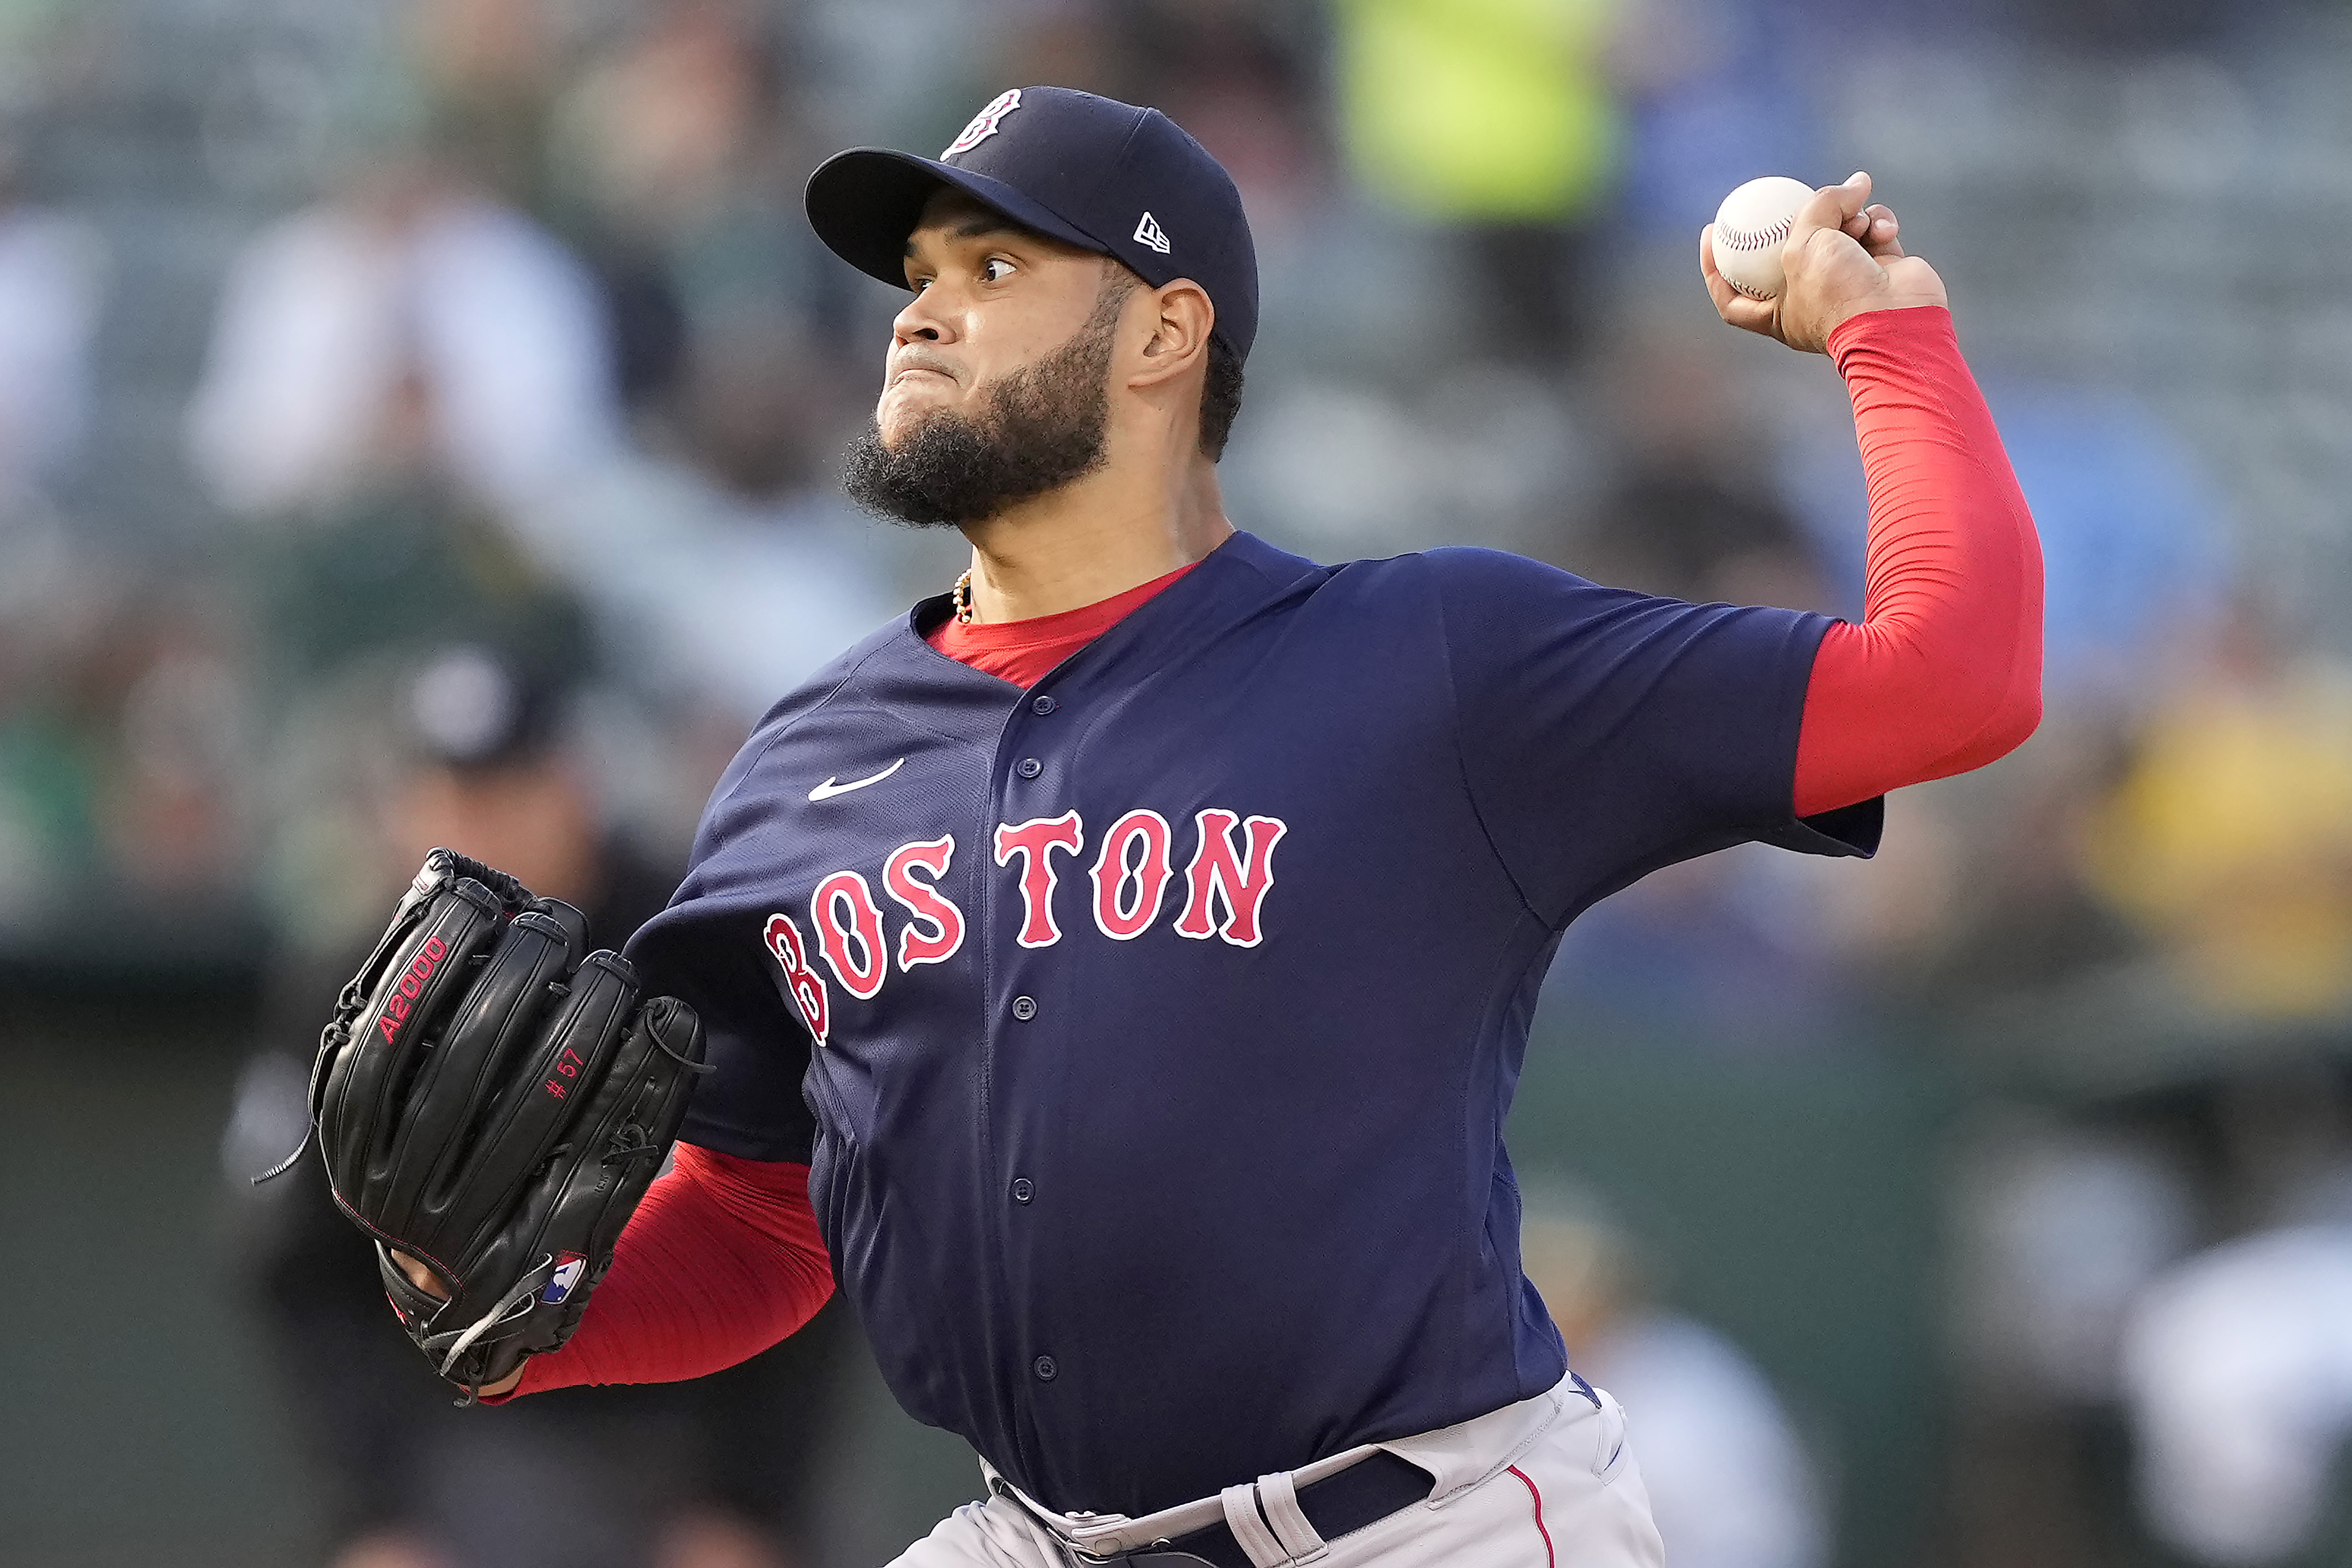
[384, 87, 2041, 1567]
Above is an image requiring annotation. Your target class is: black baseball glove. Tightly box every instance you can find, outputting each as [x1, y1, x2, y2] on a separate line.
[285, 848, 707, 1399]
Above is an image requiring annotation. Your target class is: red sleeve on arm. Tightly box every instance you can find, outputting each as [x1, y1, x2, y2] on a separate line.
[500, 1143, 834, 1397]
[1793, 306, 2044, 818]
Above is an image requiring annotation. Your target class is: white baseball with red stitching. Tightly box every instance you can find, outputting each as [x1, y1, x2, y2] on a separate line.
[1709, 176, 1815, 301]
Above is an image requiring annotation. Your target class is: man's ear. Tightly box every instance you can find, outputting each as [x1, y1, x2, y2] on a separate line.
[1129, 280, 1214, 388]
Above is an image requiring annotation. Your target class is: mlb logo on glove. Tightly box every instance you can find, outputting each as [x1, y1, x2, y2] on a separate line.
[542, 1253, 588, 1305]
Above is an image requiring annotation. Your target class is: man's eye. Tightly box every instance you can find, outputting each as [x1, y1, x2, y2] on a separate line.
[982, 257, 1016, 283]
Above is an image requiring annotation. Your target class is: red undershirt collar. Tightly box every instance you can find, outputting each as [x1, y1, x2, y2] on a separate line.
[926, 561, 1200, 689]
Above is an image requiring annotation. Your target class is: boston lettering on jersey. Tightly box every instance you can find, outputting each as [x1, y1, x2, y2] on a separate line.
[768, 808, 1287, 1042]
[620, 532, 1878, 1521]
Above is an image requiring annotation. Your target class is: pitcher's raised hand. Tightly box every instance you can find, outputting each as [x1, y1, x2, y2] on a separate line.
[1703, 172, 1948, 352]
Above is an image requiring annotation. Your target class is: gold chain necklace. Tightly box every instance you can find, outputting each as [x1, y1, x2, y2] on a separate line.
[952, 569, 975, 625]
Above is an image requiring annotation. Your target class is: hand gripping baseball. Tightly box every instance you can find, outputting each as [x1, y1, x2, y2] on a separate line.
[296, 848, 710, 1401]
[1702, 172, 1948, 353]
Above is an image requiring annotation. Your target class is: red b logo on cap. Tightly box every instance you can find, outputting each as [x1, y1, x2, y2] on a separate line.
[944, 89, 1022, 159]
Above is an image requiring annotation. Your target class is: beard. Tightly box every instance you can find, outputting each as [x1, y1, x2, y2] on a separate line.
[841, 281, 1128, 528]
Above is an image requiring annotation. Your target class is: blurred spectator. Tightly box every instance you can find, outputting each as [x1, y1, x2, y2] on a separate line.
[203, 411, 608, 949]
[0, 180, 102, 504]
[531, 9, 940, 712]
[2125, 1226, 2352, 1565]
[508, 454, 907, 724]
[0, 538, 253, 937]
[93, 588, 254, 906]
[2082, 612, 2352, 1019]
[222, 645, 852, 1568]
[196, 2, 926, 728]
[1329, 0, 1626, 366]
[552, 1, 780, 250]
[1521, 1186, 1829, 1568]
[238, 476, 595, 700]
[404, 0, 572, 211]
[0, 124, 113, 935]
[185, 155, 624, 520]
[185, 20, 918, 824]
[0, 523, 108, 931]
[1949, 1116, 2199, 1407]
[1932, 1110, 2205, 1568]
[544, 0, 844, 432]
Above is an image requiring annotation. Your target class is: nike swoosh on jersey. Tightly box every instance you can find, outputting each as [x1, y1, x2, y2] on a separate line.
[808, 757, 907, 802]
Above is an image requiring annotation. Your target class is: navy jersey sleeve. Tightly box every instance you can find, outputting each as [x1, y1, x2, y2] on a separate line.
[1426, 548, 1879, 928]
[625, 902, 818, 1164]
[612, 632, 899, 1163]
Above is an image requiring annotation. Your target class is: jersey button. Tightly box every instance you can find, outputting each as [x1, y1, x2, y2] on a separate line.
[1031, 694, 1057, 715]
[1033, 1355, 1058, 1381]
[1011, 1177, 1034, 1203]
[1016, 757, 1043, 779]
[1011, 994, 1038, 1021]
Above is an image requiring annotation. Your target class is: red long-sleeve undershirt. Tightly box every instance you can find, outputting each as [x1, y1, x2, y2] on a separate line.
[505, 1142, 831, 1397]
[1796, 305, 2042, 813]
[508, 304, 2039, 1397]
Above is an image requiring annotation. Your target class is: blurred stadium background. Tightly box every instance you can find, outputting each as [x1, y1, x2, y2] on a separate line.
[6, 0, 2352, 1565]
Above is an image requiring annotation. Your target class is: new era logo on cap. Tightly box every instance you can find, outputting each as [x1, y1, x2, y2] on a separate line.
[944, 89, 1021, 159]
[1133, 211, 1171, 254]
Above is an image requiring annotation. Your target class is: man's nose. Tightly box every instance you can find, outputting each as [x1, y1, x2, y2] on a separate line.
[893, 290, 953, 346]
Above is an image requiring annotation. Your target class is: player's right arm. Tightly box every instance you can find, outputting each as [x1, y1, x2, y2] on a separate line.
[1423, 172, 2039, 918]
[1695, 172, 2044, 816]
[1791, 307, 2041, 814]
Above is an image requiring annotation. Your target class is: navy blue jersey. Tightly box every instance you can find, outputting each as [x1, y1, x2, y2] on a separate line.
[623, 531, 1878, 1517]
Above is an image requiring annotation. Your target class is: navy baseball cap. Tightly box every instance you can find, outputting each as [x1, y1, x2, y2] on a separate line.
[805, 86, 1259, 361]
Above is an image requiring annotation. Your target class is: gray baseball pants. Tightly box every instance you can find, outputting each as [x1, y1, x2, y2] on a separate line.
[887, 1373, 1667, 1568]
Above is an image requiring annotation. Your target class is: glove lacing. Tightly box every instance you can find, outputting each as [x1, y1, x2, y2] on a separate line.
[422, 1254, 561, 1402]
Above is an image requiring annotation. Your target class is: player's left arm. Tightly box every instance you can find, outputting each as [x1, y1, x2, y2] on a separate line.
[489, 1142, 834, 1400]
[1704, 173, 2044, 817]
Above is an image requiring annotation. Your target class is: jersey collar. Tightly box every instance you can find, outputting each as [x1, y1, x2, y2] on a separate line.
[895, 530, 1326, 692]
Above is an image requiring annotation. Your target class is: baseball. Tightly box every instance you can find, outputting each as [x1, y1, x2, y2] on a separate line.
[1710, 176, 1817, 300]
